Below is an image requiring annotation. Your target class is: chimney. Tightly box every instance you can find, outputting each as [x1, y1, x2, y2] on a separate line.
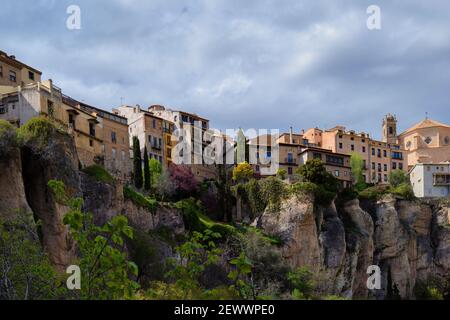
[301, 129, 305, 135]
[289, 126, 293, 144]
[10, 55, 16, 59]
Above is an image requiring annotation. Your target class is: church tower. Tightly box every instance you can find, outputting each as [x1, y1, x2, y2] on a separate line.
[382, 113, 398, 144]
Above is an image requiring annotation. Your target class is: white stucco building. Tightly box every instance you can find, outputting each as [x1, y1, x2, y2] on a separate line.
[409, 163, 450, 198]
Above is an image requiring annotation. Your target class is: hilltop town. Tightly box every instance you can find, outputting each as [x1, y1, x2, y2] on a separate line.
[1, 50, 449, 198]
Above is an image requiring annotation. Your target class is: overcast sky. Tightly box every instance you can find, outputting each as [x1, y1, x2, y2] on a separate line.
[1, 0, 449, 139]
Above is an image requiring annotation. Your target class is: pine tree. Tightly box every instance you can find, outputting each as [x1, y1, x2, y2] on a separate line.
[133, 136, 143, 189]
[143, 146, 151, 191]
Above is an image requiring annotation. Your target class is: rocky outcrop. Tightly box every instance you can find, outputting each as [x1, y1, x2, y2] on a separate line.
[257, 193, 450, 299]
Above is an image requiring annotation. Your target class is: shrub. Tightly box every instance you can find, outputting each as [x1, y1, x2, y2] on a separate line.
[233, 162, 254, 182]
[17, 116, 59, 151]
[82, 164, 114, 183]
[276, 169, 287, 180]
[124, 186, 157, 212]
[290, 182, 318, 195]
[389, 169, 410, 188]
[358, 185, 389, 201]
[389, 183, 415, 200]
[0, 119, 17, 156]
[245, 178, 265, 216]
[260, 177, 286, 212]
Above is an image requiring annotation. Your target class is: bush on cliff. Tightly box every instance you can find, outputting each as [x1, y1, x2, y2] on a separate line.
[0, 119, 17, 156]
[82, 164, 114, 183]
[17, 116, 63, 152]
[124, 186, 157, 212]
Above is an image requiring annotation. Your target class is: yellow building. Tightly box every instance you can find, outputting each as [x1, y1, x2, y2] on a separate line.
[398, 118, 450, 168]
[77, 102, 132, 180]
[0, 50, 41, 87]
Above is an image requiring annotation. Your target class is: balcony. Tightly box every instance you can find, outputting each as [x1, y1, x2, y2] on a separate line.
[283, 158, 297, 164]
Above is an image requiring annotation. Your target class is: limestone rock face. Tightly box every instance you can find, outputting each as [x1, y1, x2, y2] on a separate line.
[258, 193, 450, 300]
[0, 147, 32, 221]
[123, 200, 185, 235]
[256, 195, 321, 270]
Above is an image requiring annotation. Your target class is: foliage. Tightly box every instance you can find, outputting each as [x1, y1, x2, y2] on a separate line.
[143, 146, 151, 191]
[0, 213, 66, 300]
[155, 169, 176, 201]
[82, 164, 114, 183]
[147, 230, 223, 299]
[132, 136, 143, 189]
[389, 183, 415, 200]
[0, 119, 17, 156]
[48, 180, 139, 299]
[358, 185, 389, 201]
[260, 177, 286, 212]
[296, 159, 340, 206]
[124, 186, 157, 212]
[228, 252, 255, 299]
[389, 169, 410, 188]
[17, 116, 62, 153]
[350, 153, 367, 191]
[245, 178, 266, 216]
[287, 266, 315, 300]
[149, 158, 163, 187]
[169, 164, 199, 197]
[233, 162, 254, 182]
[276, 168, 287, 180]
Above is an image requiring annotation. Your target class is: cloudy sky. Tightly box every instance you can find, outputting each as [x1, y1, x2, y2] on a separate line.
[1, 0, 449, 139]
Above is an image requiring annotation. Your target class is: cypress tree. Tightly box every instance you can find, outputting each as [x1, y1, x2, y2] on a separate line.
[133, 136, 143, 189]
[143, 146, 151, 191]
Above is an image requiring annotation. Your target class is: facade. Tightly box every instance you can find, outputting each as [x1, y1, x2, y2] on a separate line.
[305, 115, 407, 184]
[77, 102, 131, 180]
[409, 163, 450, 198]
[147, 105, 217, 181]
[0, 50, 41, 87]
[398, 118, 450, 168]
[299, 147, 352, 187]
[114, 105, 165, 166]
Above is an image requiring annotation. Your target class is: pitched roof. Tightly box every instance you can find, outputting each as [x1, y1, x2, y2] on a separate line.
[400, 118, 450, 136]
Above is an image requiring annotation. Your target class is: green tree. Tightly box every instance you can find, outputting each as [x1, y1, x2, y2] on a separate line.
[143, 146, 151, 191]
[48, 180, 139, 300]
[228, 252, 255, 300]
[149, 158, 163, 186]
[389, 169, 409, 188]
[233, 162, 254, 182]
[276, 168, 287, 180]
[350, 153, 366, 190]
[133, 136, 143, 189]
[287, 266, 315, 300]
[0, 213, 65, 300]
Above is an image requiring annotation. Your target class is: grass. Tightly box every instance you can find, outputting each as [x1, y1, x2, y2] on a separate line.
[82, 164, 114, 183]
[124, 186, 158, 212]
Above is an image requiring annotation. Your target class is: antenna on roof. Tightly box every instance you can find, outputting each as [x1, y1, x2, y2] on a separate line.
[425, 112, 429, 120]
[120, 97, 124, 105]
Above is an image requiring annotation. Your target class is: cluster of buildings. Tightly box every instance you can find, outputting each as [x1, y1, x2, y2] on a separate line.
[0, 51, 449, 198]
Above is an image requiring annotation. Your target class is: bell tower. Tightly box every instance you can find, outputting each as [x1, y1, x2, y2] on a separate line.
[382, 113, 398, 144]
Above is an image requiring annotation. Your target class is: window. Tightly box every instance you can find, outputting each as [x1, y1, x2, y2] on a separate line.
[28, 71, 35, 80]
[326, 155, 344, 166]
[287, 153, 293, 163]
[378, 174, 382, 182]
[339, 142, 343, 149]
[148, 135, 152, 143]
[351, 144, 354, 151]
[89, 139, 93, 147]
[0, 65, 3, 77]
[335, 170, 339, 177]
[372, 148, 375, 156]
[288, 167, 293, 175]
[383, 150, 387, 157]
[9, 70, 16, 82]
[372, 162, 375, 170]
[377, 149, 381, 157]
[68, 114, 76, 129]
[121, 150, 125, 161]
[111, 131, 117, 144]
[384, 164, 387, 171]
[399, 163, 403, 170]
[159, 138, 162, 148]
[378, 163, 382, 172]
[255, 165, 260, 172]
[313, 153, 322, 160]
[89, 123, 96, 137]
[0, 105, 7, 114]
[152, 119, 156, 129]
[389, 127, 394, 135]
[384, 174, 388, 182]
[112, 148, 116, 160]
[362, 146, 366, 152]
[424, 137, 432, 144]
[392, 162, 397, 170]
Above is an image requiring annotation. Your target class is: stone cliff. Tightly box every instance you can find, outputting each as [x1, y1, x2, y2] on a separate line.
[255, 193, 450, 299]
